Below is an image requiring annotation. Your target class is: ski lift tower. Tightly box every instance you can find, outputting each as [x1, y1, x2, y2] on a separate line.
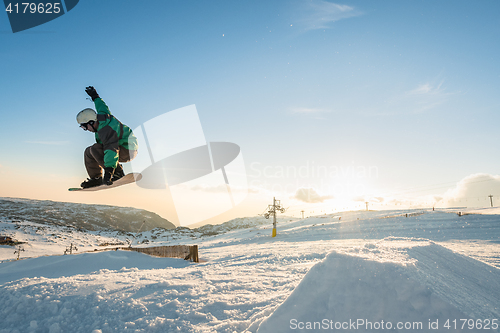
[264, 197, 285, 237]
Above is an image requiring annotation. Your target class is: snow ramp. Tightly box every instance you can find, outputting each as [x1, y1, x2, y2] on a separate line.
[0, 250, 190, 284]
[257, 238, 500, 333]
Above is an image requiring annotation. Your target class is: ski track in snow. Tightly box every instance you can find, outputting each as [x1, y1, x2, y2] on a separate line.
[0, 209, 499, 332]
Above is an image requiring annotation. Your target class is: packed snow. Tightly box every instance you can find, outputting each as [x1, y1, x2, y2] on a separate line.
[1, 208, 499, 332]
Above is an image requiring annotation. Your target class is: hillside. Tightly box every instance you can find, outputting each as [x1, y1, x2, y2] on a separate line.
[0, 197, 175, 232]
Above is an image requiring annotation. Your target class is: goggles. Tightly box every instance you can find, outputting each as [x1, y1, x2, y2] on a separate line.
[79, 120, 95, 131]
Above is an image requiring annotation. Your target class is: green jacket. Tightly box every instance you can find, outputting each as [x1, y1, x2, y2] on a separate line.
[94, 98, 138, 168]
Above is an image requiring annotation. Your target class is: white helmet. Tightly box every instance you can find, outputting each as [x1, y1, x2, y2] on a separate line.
[76, 108, 97, 125]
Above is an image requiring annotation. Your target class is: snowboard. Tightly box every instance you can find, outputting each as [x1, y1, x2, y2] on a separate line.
[69, 173, 142, 192]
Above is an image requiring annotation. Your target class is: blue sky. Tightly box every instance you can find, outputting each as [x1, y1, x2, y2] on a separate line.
[1, 0, 500, 224]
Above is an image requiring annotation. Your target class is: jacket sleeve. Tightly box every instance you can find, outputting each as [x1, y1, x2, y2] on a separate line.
[94, 98, 111, 116]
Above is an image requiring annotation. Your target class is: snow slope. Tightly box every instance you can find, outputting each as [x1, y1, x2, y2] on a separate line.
[258, 238, 500, 333]
[0, 209, 499, 332]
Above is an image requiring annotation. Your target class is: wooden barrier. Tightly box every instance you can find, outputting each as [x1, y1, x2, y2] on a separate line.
[123, 245, 199, 262]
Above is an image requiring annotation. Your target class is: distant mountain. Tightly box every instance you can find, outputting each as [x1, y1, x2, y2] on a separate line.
[0, 197, 175, 232]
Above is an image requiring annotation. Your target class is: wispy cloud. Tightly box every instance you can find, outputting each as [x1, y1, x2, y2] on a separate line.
[371, 78, 455, 116]
[24, 141, 70, 145]
[402, 80, 451, 113]
[293, 187, 333, 203]
[408, 83, 437, 95]
[407, 80, 446, 97]
[297, 1, 363, 31]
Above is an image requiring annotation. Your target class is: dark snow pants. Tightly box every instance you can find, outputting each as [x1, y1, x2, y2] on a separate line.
[84, 143, 138, 178]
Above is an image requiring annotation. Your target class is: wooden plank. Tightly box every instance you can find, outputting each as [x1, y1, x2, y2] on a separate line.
[190, 245, 199, 263]
[122, 245, 199, 262]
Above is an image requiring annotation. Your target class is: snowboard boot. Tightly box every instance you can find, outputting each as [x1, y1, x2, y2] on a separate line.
[112, 163, 125, 181]
[80, 176, 103, 189]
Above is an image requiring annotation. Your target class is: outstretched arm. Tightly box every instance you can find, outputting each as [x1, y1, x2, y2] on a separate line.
[86, 86, 111, 116]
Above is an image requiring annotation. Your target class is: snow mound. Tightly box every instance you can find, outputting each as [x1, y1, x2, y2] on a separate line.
[0, 251, 193, 332]
[0, 250, 190, 284]
[258, 239, 500, 333]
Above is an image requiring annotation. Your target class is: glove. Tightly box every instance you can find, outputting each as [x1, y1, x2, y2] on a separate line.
[103, 167, 115, 185]
[85, 86, 100, 101]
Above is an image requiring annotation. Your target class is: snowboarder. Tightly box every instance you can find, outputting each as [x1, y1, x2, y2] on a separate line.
[77, 86, 138, 189]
